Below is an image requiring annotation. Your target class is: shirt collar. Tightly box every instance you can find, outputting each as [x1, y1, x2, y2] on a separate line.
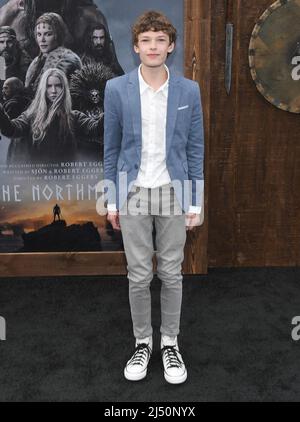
[138, 64, 169, 95]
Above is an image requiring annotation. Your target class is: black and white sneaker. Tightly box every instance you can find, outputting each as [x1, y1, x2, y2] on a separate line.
[124, 343, 152, 381]
[161, 343, 187, 384]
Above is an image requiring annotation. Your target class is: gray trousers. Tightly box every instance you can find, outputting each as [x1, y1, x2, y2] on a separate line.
[119, 184, 186, 339]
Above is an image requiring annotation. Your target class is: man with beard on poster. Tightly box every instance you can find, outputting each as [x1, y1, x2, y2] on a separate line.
[0, 68, 103, 163]
[0, 0, 122, 70]
[80, 24, 124, 76]
[0, 26, 31, 82]
[1, 76, 31, 163]
[25, 12, 82, 95]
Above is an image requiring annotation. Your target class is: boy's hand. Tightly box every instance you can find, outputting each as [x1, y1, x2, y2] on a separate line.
[107, 211, 121, 231]
[185, 213, 201, 231]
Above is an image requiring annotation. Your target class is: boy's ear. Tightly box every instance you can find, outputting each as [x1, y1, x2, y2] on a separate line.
[167, 42, 175, 53]
[134, 44, 140, 54]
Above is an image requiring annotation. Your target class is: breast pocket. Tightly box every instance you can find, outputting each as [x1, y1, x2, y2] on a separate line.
[176, 105, 191, 128]
[177, 105, 189, 111]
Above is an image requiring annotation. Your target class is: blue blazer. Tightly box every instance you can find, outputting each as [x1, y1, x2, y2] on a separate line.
[103, 67, 204, 213]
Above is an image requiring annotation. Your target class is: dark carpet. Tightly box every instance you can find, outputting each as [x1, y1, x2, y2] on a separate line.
[0, 267, 299, 402]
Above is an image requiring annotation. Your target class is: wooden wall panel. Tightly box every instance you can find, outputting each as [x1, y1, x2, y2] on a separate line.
[183, 0, 211, 273]
[208, 0, 300, 267]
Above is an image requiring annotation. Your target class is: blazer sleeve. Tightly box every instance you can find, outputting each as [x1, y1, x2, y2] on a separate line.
[103, 80, 122, 185]
[186, 82, 205, 208]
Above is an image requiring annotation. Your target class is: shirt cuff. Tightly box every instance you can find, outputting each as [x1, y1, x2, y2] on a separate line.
[188, 205, 201, 215]
[107, 203, 118, 212]
[189, 180, 204, 214]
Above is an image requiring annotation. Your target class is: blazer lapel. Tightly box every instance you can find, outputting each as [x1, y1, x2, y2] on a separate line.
[166, 70, 181, 158]
[127, 68, 142, 160]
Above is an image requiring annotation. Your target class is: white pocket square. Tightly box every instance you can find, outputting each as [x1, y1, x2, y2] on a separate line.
[177, 105, 189, 110]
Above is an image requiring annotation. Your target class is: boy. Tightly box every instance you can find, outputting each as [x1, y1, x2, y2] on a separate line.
[104, 10, 204, 384]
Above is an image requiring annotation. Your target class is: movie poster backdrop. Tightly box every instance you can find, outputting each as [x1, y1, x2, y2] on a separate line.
[0, 0, 183, 253]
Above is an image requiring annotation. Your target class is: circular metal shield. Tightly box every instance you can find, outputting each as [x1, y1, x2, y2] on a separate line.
[249, 0, 300, 113]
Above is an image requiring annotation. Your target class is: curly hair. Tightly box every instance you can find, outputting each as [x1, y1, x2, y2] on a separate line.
[131, 10, 177, 47]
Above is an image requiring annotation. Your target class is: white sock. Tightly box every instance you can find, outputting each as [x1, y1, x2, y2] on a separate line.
[161, 335, 178, 349]
[136, 336, 153, 351]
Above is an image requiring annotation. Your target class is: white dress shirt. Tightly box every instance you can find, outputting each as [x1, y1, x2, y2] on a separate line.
[134, 64, 171, 188]
[107, 64, 201, 214]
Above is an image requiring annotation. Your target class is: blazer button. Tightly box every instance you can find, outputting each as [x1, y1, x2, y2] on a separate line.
[134, 164, 138, 169]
